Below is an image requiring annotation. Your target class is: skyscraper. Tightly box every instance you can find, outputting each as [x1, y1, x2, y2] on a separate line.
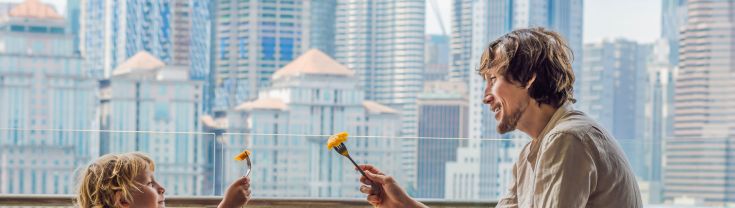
[170, 0, 211, 81]
[212, 0, 308, 109]
[335, 0, 425, 191]
[307, 0, 337, 57]
[425, 35, 451, 82]
[645, 39, 675, 204]
[580, 39, 650, 179]
[81, 0, 210, 79]
[67, 0, 81, 54]
[448, 0, 473, 82]
[661, 0, 687, 66]
[0, 0, 97, 194]
[81, 0, 173, 79]
[416, 81, 468, 198]
[665, 0, 735, 205]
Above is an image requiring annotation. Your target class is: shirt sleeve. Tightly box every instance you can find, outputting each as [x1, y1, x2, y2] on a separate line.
[496, 161, 519, 207]
[534, 132, 598, 208]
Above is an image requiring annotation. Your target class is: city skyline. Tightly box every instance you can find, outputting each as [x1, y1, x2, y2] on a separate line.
[13, 0, 661, 44]
[4, 0, 735, 207]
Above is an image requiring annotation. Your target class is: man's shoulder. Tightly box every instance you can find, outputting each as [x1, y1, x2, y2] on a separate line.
[548, 110, 606, 137]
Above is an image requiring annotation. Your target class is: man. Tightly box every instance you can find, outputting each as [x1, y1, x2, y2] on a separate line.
[358, 27, 642, 207]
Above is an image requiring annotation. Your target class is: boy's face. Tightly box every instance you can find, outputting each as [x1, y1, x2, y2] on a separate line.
[123, 169, 166, 208]
[483, 69, 532, 134]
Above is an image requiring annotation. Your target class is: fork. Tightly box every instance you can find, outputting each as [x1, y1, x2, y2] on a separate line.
[244, 156, 252, 177]
[333, 143, 381, 194]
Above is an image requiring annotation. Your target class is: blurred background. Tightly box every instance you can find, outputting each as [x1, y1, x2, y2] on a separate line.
[0, 0, 729, 207]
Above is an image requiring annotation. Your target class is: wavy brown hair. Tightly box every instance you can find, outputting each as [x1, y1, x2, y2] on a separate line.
[478, 27, 576, 108]
[75, 152, 155, 208]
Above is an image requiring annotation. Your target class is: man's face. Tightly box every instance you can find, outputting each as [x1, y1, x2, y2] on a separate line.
[483, 70, 532, 134]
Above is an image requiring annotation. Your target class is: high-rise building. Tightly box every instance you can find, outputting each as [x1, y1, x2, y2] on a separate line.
[171, 0, 211, 81]
[307, 0, 337, 57]
[448, 0, 473, 82]
[335, 0, 425, 191]
[221, 49, 402, 198]
[416, 81, 468, 198]
[212, 0, 308, 109]
[81, 0, 173, 79]
[81, 0, 210, 78]
[665, 0, 735, 205]
[580, 39, 649, 179]
[67, 0, 81, 54]
[425, 35, 450, 82]
[99, 51, 209, 195]
[0, 0, 97, 194]
[661, 0, 687, 66]
[644, 39, 676, 204]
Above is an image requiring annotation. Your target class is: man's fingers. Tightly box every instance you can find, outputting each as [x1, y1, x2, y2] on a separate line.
[366, 194, 381, 205]
[236, 176, 250, 185]
[357, 164, 383, 175]
[364, 170, 391, 184]
[360, 185, 373, 194]
[360, 176, 373, 185]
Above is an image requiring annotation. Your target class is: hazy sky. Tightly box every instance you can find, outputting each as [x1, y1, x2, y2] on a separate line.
[7, 0, 661, 44]
[426, 0, 662, 44]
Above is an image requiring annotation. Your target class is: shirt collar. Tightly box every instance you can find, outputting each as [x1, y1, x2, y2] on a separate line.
[535, 102, 573, 141]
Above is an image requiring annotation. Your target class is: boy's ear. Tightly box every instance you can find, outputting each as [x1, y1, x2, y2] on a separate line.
[114, 191, 130, 208]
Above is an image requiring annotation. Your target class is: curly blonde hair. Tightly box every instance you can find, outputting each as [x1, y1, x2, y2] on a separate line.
[75, 152, 155, 208]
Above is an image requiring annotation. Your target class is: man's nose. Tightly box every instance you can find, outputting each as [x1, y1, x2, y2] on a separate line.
[483, 93, 494, 105]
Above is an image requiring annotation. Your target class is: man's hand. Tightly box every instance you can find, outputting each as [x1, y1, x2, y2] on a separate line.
[218, 176, 251, 208]
[358, 164, 428, 208]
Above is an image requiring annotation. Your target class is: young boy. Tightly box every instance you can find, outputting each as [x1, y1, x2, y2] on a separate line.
[76, 152, 250, 208]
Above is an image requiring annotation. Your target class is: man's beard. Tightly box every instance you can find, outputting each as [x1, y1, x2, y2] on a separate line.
[497, 107, 523, 134]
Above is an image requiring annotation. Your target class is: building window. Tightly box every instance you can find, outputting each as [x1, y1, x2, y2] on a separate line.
[10, 25, 24, 32]
[28, 26, 48, 33]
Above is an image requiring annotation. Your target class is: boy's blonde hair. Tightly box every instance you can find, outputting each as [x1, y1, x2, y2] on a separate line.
[76, 152, 155, 208]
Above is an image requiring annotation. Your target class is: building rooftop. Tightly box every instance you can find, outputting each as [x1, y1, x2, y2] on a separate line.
[272, 49, 355, 80]
[112, 51, 166, 76]
[362, 101, 398, 114]
[8, 0, 63, 20]
[235, 98, 288, 111]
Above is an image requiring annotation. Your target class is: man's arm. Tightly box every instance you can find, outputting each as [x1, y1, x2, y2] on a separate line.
[534, 132, 598, 207]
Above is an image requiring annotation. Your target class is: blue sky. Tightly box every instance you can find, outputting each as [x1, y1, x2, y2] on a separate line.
[426, 0, 662, 44]
[8, 0, 661, 44]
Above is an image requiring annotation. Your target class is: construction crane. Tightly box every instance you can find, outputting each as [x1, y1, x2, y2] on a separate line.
[429, 0, 447, 36]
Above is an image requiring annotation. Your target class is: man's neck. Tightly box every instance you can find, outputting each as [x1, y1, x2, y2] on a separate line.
[517, 102, 558, 140]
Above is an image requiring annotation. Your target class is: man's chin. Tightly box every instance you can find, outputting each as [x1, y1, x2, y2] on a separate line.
[497, 123, 516, 134]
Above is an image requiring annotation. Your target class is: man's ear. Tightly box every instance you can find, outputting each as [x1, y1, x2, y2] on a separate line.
[525, 74, 537, 89]
[114, 191, 130, 208]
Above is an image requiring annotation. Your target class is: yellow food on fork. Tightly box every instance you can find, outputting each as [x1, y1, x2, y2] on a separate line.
[234, 149, 251, 161]
[326, 132, 349, 150]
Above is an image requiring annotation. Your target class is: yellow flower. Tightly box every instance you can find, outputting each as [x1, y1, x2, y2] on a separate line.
[234, 149, 251, 161]
[326, 132, 349, 150]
